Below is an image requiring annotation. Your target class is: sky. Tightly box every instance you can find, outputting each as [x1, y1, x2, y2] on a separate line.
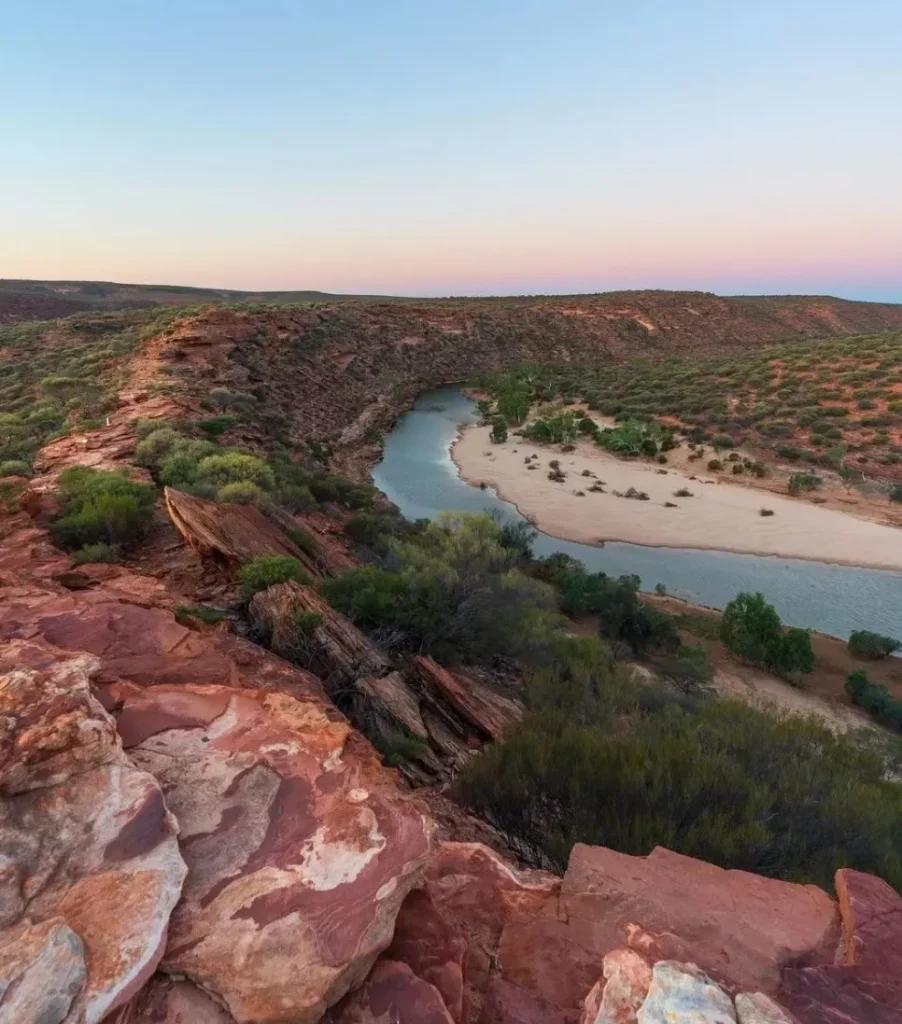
[1, 1, 901, 300]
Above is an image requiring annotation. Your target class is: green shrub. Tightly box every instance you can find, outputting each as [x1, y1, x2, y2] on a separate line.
[197, 452, 275, 490]
[134, 427, 181, 469]
[846, 670, 902, 730]
[378, 730, 429, 768]
[175, 604, 228, 626]
[0, 459, 31, 477]
[490, 416, 508, 443]
[789, 473, 822, 495]
[890, 484, 902, 503]
[324, 513, 557, 664]
[197, 415, 240, 438]
[132, 417, 172, 439]
[720, 592, 813, 679]
[71, 542, 122, 564]
[460, 639, 902, 888]
[707, 459, 723, 471]
[217, 481, 267, 505]
[712, 433, 736, 449]
[848, 630, 900, 659]
[51, 468, 156, 551]
[654, 644, 713, 692]
[238, 555, 309, 598]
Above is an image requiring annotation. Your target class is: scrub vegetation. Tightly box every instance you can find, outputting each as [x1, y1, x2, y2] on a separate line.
[475, 330, 902, 485]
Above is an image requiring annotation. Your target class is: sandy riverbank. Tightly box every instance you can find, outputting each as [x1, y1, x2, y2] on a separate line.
[451, 423, 902, 571]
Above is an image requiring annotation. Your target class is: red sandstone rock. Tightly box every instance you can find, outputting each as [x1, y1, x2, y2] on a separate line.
[0, 643, 187, 1024]
[164, 486, 321, 577]
[580, 949, 653, 1024]
[249, 580, 389, 686]
[413, 657, 521, 744]
[835, 868, 902, 980]
[114, 683, 432, 1024]
[0, 641, 118, 794]
[779, 966, 901, 1024]
[104, 975, 237, 1023]
[322, 960, 455, 1024]
[480, 977, 569, 1024]
[422, 842, 560, 1023]
[496, 844, 839, 1016]
[778, 867, 902, 1024]
[384, 889, 468, 1022]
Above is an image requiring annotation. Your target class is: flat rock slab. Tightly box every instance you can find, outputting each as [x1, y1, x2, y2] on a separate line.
[114, 683, 431, 1024]
[0, 641, 186, 1024]
[497, 844, 839, 1015]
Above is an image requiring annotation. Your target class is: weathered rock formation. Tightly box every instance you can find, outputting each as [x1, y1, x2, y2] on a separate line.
[248, 581, 522, 779]
[114, 682, 431, 1023]
[0, 641, 186, 1024]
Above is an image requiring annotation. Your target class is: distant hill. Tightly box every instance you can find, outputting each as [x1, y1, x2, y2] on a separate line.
[0, 278, 388, 325]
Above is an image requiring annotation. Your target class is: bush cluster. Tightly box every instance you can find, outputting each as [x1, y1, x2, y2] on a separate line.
[846, 670, 902, 729]
[238, 555, 309, 598]
[50, 468, 156, 554]
[459, 637, 902, 890]
[720, 592, 813, 680]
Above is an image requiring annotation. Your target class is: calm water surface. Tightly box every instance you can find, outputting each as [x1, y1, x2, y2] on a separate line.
[372, 387, 902, 640]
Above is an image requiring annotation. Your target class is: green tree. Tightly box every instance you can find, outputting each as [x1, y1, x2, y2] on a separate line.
[490, 416, 508, 443]
[497, 390, 530, 425]
[720, 592, 813, 679]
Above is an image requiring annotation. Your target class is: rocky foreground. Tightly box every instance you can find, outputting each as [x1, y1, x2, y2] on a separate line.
[1, 486, 901, 1024]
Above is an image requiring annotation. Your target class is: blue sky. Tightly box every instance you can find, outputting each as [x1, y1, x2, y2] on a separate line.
[1, 1, 901, 298]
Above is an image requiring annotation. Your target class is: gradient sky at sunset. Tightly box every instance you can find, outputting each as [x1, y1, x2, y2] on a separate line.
[2, 1, 901, 299]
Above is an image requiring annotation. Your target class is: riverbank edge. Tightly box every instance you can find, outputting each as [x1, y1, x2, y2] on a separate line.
[449, 423, 902, 574]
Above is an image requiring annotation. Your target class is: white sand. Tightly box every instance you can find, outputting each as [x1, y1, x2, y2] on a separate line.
[452, 424, 902, 571]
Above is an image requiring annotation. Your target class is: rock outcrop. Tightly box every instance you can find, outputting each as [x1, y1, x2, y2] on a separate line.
[247, 581, 521, 779]
[780, 867, 902, 1024]
[113, 682, 431, 1024]
[0, 641, 187, 1024]
[164, 487, 325, 577]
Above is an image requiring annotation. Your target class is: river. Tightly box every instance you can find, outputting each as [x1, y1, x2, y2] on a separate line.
[371, 387, 902, 640]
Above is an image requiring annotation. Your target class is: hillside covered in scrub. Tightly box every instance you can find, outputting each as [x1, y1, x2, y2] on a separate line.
[1, 289, 902, 1023]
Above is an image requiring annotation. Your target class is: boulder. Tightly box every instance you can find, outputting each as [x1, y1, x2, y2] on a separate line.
[422, 843, 560, 1023]
[497, 844, 839, 1015]
[322, 960, 455, 1024]
[734, 992, 797, 1024]
[249, 580, 389, 687]
[164, 486, 321, 577]
[412, 658, 521, 744]
[479, 977, 569, 1024]
[779, 867, 902, 1023]
[0, 918, 86, 1024]
[103, 975, 237, 1024]
[636, 962, 736, 1023]
[580, 949, 653, 1024]
[0, 642, 186, 1024]
[779, 966, 901, 1024]
[384, 889, 468, 1022]
[834, 868, 902, 980]
[113, 683, 431, 1024]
